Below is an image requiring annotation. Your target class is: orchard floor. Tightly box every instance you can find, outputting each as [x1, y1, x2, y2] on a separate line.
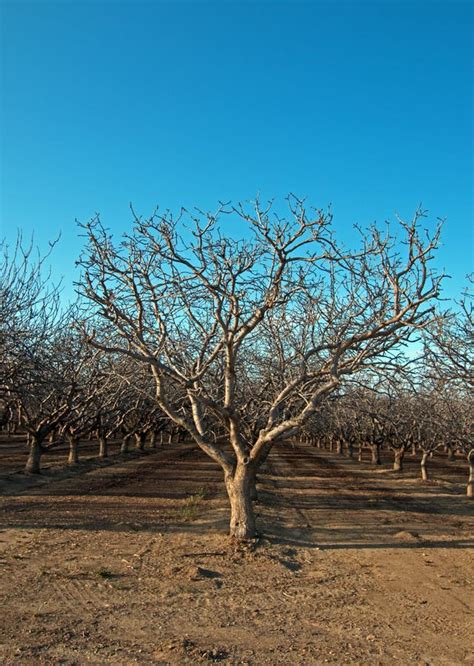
[0, 442, 473, 665]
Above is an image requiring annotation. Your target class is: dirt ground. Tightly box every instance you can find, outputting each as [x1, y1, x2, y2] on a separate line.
[0, 441, 473, 665]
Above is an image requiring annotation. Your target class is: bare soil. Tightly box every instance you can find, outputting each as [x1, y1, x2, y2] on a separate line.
[0, 441, 473, 665]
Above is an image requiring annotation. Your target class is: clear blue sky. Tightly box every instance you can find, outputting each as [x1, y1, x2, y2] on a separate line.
[1, 0, 472, 302]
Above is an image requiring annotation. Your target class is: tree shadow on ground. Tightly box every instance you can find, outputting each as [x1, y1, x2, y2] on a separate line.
[263, 531, 474, 550]
[1, 443, 472, 551]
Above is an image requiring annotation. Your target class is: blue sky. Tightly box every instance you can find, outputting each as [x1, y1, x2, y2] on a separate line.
[1, 0, 472, 303]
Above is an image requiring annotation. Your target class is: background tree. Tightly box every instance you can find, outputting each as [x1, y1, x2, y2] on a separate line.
[0, 234, 60, 399]
[424, 277, 473, 495]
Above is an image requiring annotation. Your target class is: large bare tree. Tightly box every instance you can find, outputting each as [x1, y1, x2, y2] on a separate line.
[77, 196, 443, 538]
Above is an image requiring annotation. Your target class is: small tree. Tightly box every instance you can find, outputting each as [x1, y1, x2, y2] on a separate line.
[78, 197, 443, 538]
[17, 320, 95, 473]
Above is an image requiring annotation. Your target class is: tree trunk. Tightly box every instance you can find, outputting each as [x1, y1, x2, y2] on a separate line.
[336, 439, 344, 456]
[249, 466, 258, 501]
[68, 436, 79, 464]
[421, 451, 429, 481]
[358, 443, 363, 462]
[135, 432, 146, 451]
[99, 435, 108, 459]
[25, 435, 43, 474]
[447, 446, 456, 462]
[120, 434, 131, 454]
[393, 448, 404, 472]
[149, 431, 157, 449]
[225, 462, 257, 539]
[467, 451, 474, 498]
[371, 444, 381, 465]
[347, 441, 354, 458]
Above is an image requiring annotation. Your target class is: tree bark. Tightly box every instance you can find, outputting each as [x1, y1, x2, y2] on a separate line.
[393, 448, 405, 472]
[120, 434, 131, 454]
[336, 439, 344, 456]
[68, 435, 79, 464]
[225, 462, 257, 539]
[421, 451, 429, 481]
[99, 435, 108, 459]
[248, 466, 258, 502]
[149, 431, 157, 449]
[135, 432, 146, 451]
[25, 436, 43, 474]
[370, 443, 381, 465]
[467, 451, 473, 498]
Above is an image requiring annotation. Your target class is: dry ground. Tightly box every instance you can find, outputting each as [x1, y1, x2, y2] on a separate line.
[0, 440, 473, 665]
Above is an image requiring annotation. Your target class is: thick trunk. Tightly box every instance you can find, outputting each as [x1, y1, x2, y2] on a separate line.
[225, 462, 257, 539]
[336, 439, 344, 456]
[421, 451, 429, 481]
[99, 435, 108, 459]
[393, 448, 405, 472]
[68, 436, 79, 464]
[149, 431, 157, 449]
[249, 466, 258, 501]
[120, 434, 131, 454]
[25, 436, 43, 474]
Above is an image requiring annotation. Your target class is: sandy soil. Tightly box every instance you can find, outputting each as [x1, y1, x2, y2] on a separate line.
[0, 441, 473, 665]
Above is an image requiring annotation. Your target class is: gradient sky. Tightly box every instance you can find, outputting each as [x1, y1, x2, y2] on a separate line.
[1, 0, 472, 303]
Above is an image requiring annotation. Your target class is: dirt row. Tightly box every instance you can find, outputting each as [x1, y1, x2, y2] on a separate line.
[0, 441, 473, 664]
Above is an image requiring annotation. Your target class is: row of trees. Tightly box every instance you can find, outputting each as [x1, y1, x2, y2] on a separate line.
[1, 197, 472, 537]
[305, 381, 473, 489]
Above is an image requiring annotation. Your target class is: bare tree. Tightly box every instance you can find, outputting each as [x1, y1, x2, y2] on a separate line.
[18, 319, 96, 473]
[439, 390, 474, 496]
[425, 275, 473, 388]
[424, 277, 473, 495]
[0, 233, 61, 395]
[77, 197, 443, 538]
[0, 234, 87, 473]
